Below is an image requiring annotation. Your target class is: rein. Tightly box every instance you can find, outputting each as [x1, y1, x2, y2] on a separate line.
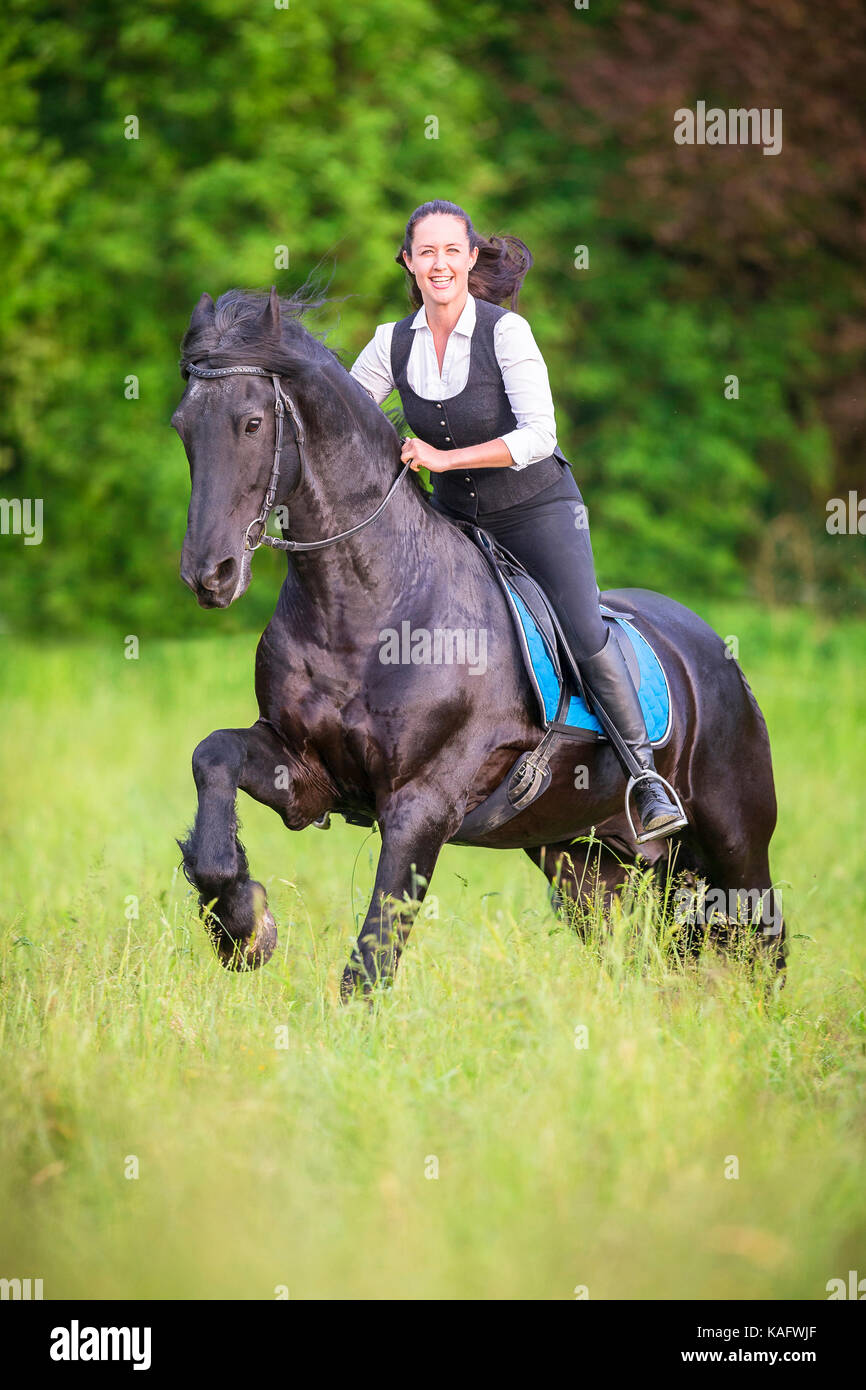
[183, 362, 410, 553]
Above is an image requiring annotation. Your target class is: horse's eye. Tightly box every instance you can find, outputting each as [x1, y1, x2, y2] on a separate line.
[246, 418, 262, 435]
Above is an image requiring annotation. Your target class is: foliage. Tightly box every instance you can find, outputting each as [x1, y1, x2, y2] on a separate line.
[0, 0, 863, 637]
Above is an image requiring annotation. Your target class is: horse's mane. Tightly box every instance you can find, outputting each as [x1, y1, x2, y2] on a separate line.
[180, 285, 340, 375]
[180, 286, 426, 498]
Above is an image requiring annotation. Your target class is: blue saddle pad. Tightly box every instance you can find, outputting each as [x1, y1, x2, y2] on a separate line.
[507, 587, 672, 745]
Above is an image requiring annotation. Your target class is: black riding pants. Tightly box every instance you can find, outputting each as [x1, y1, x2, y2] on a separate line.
[432, 465, 609, 663]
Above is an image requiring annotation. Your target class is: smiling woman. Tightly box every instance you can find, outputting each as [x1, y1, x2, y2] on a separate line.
[350, 198, 689, 841]
[397, 198, 533, 314]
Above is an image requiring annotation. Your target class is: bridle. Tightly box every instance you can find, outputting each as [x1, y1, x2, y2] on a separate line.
[182, 362, 410, 553]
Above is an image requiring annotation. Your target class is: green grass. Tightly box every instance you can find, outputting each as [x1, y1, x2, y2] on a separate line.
[1, 601, 864, 1300]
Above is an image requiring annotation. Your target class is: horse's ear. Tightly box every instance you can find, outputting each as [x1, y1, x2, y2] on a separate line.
[189, 292, 216, 333]
[258, 285, 282, 338]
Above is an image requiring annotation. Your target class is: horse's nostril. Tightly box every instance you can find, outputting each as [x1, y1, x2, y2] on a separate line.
[201, 557, 237, 592]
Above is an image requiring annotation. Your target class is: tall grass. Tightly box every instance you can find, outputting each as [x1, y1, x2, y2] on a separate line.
[0, 602, 864, 1299]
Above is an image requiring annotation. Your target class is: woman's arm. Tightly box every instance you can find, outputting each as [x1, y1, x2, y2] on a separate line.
[494, 312, 558, 469]
[402, 436, 515, 472]
[349, 323, 396, 404]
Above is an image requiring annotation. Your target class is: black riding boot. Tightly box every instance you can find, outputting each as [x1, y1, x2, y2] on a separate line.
[578, 628, 687, 841]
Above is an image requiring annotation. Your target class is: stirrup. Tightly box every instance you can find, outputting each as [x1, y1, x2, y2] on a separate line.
[625, 770, 688, 845]
[507, 749, 553, 811]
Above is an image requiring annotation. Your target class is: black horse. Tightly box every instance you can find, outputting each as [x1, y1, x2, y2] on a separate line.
[173, 289, 785, 992]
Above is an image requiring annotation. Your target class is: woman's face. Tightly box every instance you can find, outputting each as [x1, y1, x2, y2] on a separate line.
[403, 213, 478, 312]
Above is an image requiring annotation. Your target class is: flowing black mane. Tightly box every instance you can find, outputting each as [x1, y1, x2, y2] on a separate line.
[180, 288, 341, 377]
[179, 286, 419, 488]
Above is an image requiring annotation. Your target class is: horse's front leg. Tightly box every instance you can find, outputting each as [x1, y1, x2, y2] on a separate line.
[179, 720, 311, 971]
[341, 791, 461, 998]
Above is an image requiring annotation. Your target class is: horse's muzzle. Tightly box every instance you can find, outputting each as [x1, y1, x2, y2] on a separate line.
[181, 553, 247, 608]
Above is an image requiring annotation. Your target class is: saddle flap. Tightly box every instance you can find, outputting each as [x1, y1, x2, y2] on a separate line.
[501, 570, 561, 683]
[463, 522, 590, 702]
[449, 517, 670, 745]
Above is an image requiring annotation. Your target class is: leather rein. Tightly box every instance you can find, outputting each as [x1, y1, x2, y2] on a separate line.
[183, 362, 410, 554]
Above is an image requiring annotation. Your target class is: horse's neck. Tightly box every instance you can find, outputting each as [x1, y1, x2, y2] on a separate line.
[279, 425, 437, 619]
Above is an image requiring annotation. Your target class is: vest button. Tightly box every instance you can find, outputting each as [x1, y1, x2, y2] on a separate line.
[440, 419, 446, 425]
[445, 437, 451, 442]
[464, 475, 472, 483]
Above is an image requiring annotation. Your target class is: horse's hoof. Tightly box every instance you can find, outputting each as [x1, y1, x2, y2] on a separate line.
[238, 903, 278, 970]
[205, 881, 278, 971]
[339, 964, 365, 1001]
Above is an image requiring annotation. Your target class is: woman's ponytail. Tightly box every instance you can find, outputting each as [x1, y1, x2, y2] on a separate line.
[467, 232, 533, 310]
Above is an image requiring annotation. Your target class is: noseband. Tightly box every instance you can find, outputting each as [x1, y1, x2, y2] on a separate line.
[183, 362, 409, 553]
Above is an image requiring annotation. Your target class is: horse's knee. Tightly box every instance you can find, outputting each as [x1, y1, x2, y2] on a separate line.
[191, 729, 245, 791]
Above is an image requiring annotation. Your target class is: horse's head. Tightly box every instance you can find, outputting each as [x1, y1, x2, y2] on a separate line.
[173, 288, 306, 608]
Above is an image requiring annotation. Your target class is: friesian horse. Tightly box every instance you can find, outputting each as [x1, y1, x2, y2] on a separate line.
[173, 289, 785, 993]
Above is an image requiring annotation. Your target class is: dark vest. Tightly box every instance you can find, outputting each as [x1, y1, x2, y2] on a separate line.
[390, 297, 566, 518]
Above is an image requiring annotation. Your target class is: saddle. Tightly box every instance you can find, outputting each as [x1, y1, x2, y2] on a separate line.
[454, 523, 672, 838]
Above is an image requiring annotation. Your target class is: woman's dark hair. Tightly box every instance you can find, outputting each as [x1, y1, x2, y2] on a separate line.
[395, 200, 533, 310]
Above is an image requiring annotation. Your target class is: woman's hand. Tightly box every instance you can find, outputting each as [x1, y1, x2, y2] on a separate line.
[400, 437, 452, 473]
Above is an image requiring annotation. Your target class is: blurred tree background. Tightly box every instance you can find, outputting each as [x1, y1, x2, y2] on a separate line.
[1, 0, 863, 639]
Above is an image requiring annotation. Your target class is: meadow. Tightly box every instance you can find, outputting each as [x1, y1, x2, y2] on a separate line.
[1, 600, 864, 1300]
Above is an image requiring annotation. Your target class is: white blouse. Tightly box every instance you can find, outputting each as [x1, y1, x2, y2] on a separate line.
[349, 293, 558, 470]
